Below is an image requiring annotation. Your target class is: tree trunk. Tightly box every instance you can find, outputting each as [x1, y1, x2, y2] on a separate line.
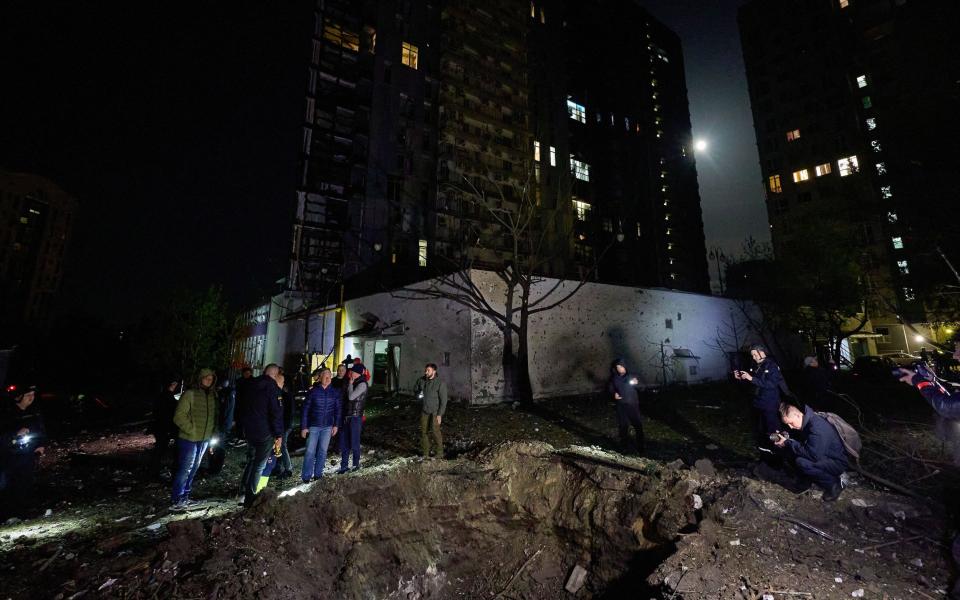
[501, 280, 517, 400]
[516, 307, 533, 404]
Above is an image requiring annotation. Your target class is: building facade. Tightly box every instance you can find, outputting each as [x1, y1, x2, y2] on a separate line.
[288, 0, 710, 307]
[0, 171, 78, 345]
[739, 0, 960, 356]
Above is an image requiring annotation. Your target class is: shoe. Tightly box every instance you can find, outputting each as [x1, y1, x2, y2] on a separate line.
[170, 500, 189, 511]
[822, 482, 843, 502]
[351, 465, 361, 472]
[336, 469, 348, 475]
[301, 478, 312, 484]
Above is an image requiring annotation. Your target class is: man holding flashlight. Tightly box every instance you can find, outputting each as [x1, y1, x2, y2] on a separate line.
[414, 363, 448, 459]
[1, 385, 47, 519]
[608, 359, 645, 455]
[734, 344, 786, 457]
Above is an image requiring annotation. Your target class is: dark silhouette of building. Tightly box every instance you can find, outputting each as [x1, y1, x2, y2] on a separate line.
[0, 171, 78, 345]
[739, 0, 960, 352]
[289, 0, 710, 299]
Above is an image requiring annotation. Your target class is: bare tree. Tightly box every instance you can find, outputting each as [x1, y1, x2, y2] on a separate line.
[392, 168, 614, 403]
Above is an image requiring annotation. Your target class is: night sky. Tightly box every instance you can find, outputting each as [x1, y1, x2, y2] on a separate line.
[0, 1, 766, 324]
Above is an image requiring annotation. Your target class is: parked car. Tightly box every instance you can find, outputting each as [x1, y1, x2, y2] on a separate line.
[851, 355, 896, 380]
[880, 352, 921, 367]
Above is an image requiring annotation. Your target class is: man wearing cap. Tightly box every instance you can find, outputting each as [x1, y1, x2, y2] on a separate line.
[414, 363, 448, 459]
[734, 344, 787, 455]
[0, 385, 46, 519]
[338, 363, 368, 473]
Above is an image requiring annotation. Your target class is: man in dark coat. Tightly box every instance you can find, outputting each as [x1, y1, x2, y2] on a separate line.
[414, 363, 448, 459]
[774, 402, 849, 501]
[238, 364, 284, 507]
[0, 385, 47, 519]
[231, 367, 255, 444]
[607, 358, 645, 455]
[735, 344, 786, 453]
[150, 378, 180, 477]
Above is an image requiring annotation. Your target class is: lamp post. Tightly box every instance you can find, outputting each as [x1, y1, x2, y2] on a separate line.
[708, 247, 727, 295]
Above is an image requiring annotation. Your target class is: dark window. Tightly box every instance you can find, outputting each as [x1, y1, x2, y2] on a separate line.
[665, 318, 673, 329]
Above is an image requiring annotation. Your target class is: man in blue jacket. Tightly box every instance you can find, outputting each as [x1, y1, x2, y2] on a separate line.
[238, 364, 284, 507]
[299, 368, 341, 482]
[735, 344, 786, 454]
[773, 402, 848, 501]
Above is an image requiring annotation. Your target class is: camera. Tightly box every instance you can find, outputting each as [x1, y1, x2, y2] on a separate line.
[769, 431, 788, 443]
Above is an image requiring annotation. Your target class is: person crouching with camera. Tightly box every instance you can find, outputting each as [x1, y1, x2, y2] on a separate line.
[771, 402, 848, 502]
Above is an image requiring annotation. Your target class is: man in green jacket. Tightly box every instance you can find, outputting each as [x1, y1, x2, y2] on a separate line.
[171, 368, 218, 508]
[414, 363, 448, 459]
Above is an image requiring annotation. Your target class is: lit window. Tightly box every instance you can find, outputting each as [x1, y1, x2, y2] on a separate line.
[664, 214, 671, 221]
[862, 96, 873, 109]
[876, 162, 887, 175]
[887, 211, 898, 223]
[323, 23, 360, 52]
[530, 1, 535, 18]
[567, 99, 586, 123]
[540, 7, 546, 24]
[786, 129, 801, 142]
[571, 157, 590, 181]
[533, 140, 540, 162]
[838, 155, 859, 176]
[624, 117, 630, 130]
[856, 74, 868, 88]
[666, 228, 673, 236]
[637, 222, 642, 237]
[881, 185, 892, 199]
[815, 163, 832, 177]
[903, 287, 916, 302]
[534, 163, 540, 182]
[871, 140, 882, 153]
[549, 146, 556, 167]
[572, 198, 591, 221]
[602, 218, 613, 233]
[866, 117, 877, 131]
[667, 243, 674, 251]
[768, 175, 782, 193]
[595, 112, 602, 124]
[401, 42, 419, 69]
[897, 260, 910, 274]
[792, 169, 811, 183]
[418, 239, 428, 266]
[892, 236, 904, 250]
[839, 0, 850, 7]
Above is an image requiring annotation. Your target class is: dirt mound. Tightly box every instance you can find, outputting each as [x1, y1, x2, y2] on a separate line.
[107, 442, 707, 599]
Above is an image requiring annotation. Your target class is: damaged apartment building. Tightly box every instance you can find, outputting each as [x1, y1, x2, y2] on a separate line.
[234, 0, 747, 402]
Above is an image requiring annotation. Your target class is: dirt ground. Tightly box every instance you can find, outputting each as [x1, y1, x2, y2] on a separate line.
[0, 378, 957, 599]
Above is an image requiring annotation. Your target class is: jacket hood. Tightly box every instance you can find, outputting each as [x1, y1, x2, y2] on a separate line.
[197, 368, 217, 389]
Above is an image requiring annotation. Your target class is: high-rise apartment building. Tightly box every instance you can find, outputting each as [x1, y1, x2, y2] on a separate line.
[739, 0, 960, 354]
[0, 171, 78, 344]
[289, 0, 709, 300]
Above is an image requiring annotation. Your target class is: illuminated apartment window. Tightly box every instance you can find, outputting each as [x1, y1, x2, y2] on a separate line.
[876, 162, 887, 175]
[866, 117, 877, 131]
[768, 175, 782, 193]
[534, 163, 540, 182]
[891, 236, 904, 250]
[667, 243, 674, 251]
[786, 129, 801, 142]
[571, 157, 590, 181]
[540, 7, 546, 24]
[666, 227, 673, 236]
[897, 260, 910, 275]
[637, 222, 642, 237]
[549, 146, 556, 167]
[533, 140, 540, 162]
[815, 163, 832, 177]
[839, 0, 850, 7]
[871, 140, 882, 153]
[903, 287, 916, 302]
[887, 211, 898, 223]
[323, 23, 360, 52]
[602, 218, 613, 233]
[792, 169, 810, 183]
[664, 214, 671, 221]
[856, 74, 868, 88]
[567, 99, 586, 123]
[838, 155, 859, 176]
[862, 96, 873, 109]
[572, 198, 591, 221]
[881, 185, 892, 199]
[530, 1, 535, 18]
[418, 239, 428, 266]
[401, 42, 419, 70]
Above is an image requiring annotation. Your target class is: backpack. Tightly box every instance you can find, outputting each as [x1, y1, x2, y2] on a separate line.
[816, 411, 862, 460]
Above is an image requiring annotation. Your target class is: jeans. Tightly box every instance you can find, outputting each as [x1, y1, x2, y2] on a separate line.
[301, 426, 333, 481]
[279, 428, 293, 473]
[615, 402, 645, 454]
[171, 439, 209, 503]
[795, 456, 847, 490]
[420, 413, 443, 457]
[241, 436, 274, 506]
[339, 416, 362, 471]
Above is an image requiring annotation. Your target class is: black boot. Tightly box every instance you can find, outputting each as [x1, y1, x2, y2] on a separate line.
[822, 481, 843, 502]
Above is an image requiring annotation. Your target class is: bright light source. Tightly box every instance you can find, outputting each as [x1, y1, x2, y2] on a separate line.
[914, 335, 925, 343]
[694, 139, 708, 152]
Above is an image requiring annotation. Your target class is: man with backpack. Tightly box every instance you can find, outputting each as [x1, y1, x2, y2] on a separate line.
[773, 401, 849, 502]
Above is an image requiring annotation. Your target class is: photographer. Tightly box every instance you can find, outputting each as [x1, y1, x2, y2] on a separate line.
[734, 344, 787, 455]
[772, 402, 848, 502]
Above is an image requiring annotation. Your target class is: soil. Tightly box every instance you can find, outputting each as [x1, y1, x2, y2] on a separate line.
[0, 378, 957, 599]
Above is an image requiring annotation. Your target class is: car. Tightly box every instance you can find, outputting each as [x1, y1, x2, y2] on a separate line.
[851, 355, 896, 380]
[880, 352, 921, 367]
